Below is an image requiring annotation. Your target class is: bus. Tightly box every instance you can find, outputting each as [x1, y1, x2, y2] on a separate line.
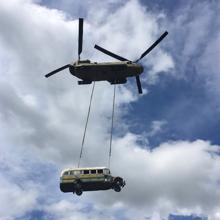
[60, 167, 125, 196]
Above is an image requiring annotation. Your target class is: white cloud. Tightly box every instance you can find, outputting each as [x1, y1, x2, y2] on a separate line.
[104, 137, 220, 219]
[43, 200, 119, 220]
[199, 31, 220, 97]
[147, 120, 167, 137]
[1, 138, 219, 219]
[0, 172, 38, 220]
[0, 0, 219, 220]
[166, 1, 220, 104]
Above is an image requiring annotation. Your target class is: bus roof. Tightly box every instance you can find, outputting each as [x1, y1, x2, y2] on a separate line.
[60, 167, 109, 175]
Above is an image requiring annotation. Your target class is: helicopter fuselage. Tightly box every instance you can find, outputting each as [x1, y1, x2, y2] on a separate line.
[45, 18, 168, 94]
[69, 60, 143, 84]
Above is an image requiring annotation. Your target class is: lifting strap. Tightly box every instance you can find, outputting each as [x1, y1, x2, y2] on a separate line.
[77, 82, 116, 169]
[108, 84, 116, 168]
[78, 82, 96, 168]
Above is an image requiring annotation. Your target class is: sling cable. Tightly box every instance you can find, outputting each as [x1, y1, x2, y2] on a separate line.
[77, 83, 116, 169]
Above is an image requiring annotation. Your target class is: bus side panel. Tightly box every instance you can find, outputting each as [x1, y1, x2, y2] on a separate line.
[60, 181, 113, 193]
[60, 182, 74, 192]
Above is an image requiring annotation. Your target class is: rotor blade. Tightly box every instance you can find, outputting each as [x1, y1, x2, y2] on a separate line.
[94, 44, 129, 61]
[45, 64, 70, 78]
[135, 31, 168, 62]
[78, 18, 84, 59]
[135, 75, 143, 94]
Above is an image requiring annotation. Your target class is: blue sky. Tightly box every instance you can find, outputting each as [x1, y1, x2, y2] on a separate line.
[0, 0, 220, 220]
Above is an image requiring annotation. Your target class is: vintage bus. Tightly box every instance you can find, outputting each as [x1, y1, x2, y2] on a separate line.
[60, 167, 125, 196]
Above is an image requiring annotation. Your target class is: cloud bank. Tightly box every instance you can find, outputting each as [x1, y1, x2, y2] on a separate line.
[0, 0, 220, 219]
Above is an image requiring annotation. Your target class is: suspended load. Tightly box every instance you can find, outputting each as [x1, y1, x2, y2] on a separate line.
[60, 167, 126, 196]
[59, 82, 125, 196]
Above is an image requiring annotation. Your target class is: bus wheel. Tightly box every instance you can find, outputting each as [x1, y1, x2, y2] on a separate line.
[114, 185, 121, 192]
[114, 177, 123, 186]
[76, 189, 83, 196]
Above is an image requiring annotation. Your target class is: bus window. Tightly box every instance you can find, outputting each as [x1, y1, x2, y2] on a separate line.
[97, 169, 103, 174]
[74, 170, 81, 175]
[103, 169, 110, 175]
[69, 171, 74, 175]
[91, 170, 96, 174]
[83, 170, 89, 174]
[64, 171, 69, 175]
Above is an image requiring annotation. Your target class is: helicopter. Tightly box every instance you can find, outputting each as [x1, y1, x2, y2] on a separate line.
[45, 18, 168, 94]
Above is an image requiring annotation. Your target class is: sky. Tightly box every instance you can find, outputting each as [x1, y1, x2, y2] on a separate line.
[0, 0, 220, 220]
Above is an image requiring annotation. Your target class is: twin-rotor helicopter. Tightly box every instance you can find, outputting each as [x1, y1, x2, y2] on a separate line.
[45, 18, 168, 94]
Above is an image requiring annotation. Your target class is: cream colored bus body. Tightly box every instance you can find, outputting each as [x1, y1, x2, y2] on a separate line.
[60, 167, 125, 196]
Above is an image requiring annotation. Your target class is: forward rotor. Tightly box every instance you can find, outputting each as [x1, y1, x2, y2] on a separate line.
[45, 18, 84, 78]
